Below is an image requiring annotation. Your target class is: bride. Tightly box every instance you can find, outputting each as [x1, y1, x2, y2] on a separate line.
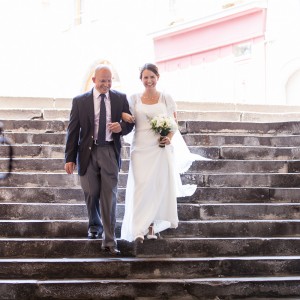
[120, 63, 208, 243]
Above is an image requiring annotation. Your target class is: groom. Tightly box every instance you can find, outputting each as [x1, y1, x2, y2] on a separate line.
[64, 64, 134, 255]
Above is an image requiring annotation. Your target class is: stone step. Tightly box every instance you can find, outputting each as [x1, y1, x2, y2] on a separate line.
[0, 203, 88, 220]
[0, 256, 300, 280]
[3, 107, 300, 123]
[2, 144, 300, 161]
[1, 96, 300, 112]
[212, 160, 300, 174]
[0, 109, 45, 120]
[0, 145, 65, 158]
[178, 110, 300, 122]
[2, 172, 300, 188]
[1, 120, 68, 132]
[1, 202, 300, 221]
[0, 187, 84, 203]
[184, 133, 300, 147]
[188, 160, 292, 174]
[0, 109, 70, 121]
[0, 144, 219, 160]
[0, 158, 66, 172]
[133, 237, 300, 258]
[0, 108, 242, 122]
[176, 101, 300, 114]
[220, 146, 300, 160]
[0, 96, 71, 109]
[0, 220, 299, 238]
[1, 202, 299, 221]
[2, 110, 300, 299]
[3, 132, 66, 145]
[3, 131, 300, 147]
[185, 120, 300, 135]
[1, 237, 300, 258]
[0, 276, 300, 299]
[1, 186, 300, 204]
[0, 108, 237, 122]
[1, 158, 298, 173]
[187, 187, 300, 204]
[170, 220, 300, 238]
[0, 172, 81, 188]
[198, 203, 300, 220]
[198, 173, 300, 188]
[3, 119, 300, 135]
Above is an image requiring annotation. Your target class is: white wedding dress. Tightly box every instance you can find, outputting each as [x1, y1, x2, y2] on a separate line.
[120, 93, 209, 242]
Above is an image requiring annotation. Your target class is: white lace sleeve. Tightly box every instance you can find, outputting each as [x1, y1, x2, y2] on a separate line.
[162, 93, 177, 116]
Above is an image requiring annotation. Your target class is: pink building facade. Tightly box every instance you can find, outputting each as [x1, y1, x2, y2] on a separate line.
[151, 0, 300, 105]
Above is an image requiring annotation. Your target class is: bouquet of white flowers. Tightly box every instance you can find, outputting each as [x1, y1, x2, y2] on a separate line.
[149, 115, 178, 147]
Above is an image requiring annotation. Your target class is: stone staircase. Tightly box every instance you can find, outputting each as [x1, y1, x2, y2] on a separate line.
[0, 102, 300, 299]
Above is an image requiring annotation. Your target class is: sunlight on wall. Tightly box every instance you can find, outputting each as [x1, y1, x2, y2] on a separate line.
[0, 0, 300, 105]
[0, 0, 235, 99]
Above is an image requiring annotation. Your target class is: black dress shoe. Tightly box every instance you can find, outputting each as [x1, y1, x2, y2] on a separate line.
[87, 232, 99, 239]
[102, 246, 121, 255]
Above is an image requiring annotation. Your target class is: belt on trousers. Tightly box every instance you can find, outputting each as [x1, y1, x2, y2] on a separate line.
[93, 140, 114, 146]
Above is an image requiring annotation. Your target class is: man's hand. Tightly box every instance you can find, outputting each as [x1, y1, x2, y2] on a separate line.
[65, 162, 76, 174]
[108, 122, 122, 133]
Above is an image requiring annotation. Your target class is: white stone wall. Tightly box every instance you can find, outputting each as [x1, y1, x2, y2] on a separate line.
[265, 0, 300, 104]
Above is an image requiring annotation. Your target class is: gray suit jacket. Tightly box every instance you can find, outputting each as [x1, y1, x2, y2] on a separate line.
[65, 88, 134, 176]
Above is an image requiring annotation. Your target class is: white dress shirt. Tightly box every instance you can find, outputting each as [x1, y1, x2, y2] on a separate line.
[93, 89, 112, 141]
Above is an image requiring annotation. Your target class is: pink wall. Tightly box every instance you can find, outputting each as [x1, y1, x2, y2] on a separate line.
[154, 7, 267, 71]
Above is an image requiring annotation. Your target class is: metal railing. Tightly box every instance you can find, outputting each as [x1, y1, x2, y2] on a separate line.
[0, 122, 13, 179]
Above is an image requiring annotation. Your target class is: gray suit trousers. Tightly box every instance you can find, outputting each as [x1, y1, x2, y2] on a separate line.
[80, 144, 119, 247]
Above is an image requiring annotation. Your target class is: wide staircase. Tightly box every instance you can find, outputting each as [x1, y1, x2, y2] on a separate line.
[0, 97, 300, 299]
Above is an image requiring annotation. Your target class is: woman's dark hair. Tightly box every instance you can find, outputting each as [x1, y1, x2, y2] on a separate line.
[139, 63, 160, 79]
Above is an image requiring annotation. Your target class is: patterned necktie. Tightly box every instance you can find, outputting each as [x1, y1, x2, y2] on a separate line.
[97, 94, 106, 145]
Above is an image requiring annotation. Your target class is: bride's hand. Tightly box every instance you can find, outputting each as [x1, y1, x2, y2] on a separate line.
[159, 136, 171, 145]
[122, 112, 135, 123]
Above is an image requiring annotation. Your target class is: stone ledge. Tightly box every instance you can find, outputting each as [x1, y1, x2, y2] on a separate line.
[176, 100, 300, 113]
[0, 97, 71, 109]
[1, 96, 300, 116]
[2, 109, 300, 122]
